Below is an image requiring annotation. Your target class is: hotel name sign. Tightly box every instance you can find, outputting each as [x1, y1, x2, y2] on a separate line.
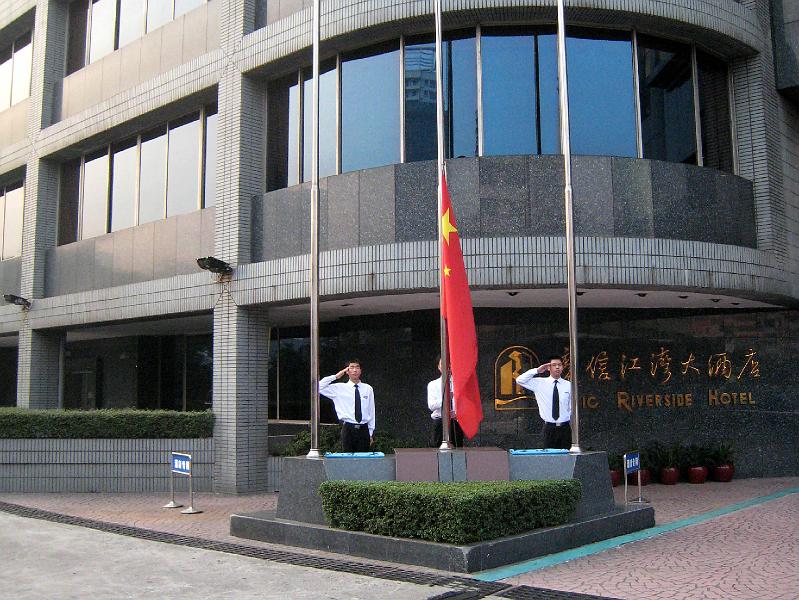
[494, 345, 761, 413]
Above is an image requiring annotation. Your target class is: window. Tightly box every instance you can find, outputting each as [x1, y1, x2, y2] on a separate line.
[302, 61, 337, 181]
[60, 107, 215, 243]
[0, 182, 25, 260]
[0, 32, 33, 111]
[697, 51, 734, 173]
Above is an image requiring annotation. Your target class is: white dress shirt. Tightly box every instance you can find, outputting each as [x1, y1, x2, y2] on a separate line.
[427, 376, 456, 420]
[319, 375, 376, 436]
[515, 370, 571, 425]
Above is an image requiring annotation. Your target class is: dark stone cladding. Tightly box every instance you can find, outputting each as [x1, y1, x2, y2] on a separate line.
[254, 156, 757, 262]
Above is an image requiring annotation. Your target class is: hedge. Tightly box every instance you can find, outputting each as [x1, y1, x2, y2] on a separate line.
[0, 408, 213, 439]
[280, 426, 415, 456]
[319, 479, 581, 544]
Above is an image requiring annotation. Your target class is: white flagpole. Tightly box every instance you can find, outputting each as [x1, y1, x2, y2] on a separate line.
[307, 0, 321, 458]
[434, 0, 452, 450]
[556, 0, 582, 453]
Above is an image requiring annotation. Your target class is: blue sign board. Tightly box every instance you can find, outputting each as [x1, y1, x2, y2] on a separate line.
[625, 452, 640, 475]
[171, 452, 192, 475]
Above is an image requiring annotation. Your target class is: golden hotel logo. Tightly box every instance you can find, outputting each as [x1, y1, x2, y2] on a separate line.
[494, 345, 539, 411]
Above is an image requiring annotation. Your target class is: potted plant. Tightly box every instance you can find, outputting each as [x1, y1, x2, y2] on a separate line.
[680, 444, 708, 484]
[659, 444, 681, 485]
[709, 442, 735, 482]
[608, 453, 623, 487]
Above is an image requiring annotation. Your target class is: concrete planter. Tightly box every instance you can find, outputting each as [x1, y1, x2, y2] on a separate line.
[0, 438, 213, 492]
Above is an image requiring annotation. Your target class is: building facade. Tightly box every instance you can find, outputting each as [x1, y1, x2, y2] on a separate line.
[0, 0, 797, 492]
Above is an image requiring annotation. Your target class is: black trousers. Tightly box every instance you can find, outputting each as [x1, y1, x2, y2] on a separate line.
[341, 422, 370, 452]
[430, 418, 464, 448]
[542, 421, 571, 449]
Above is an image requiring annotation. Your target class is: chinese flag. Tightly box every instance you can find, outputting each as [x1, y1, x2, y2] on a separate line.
[440, 171, 482, 439]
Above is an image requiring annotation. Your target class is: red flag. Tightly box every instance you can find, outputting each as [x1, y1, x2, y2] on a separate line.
[440, 171, 482, 439]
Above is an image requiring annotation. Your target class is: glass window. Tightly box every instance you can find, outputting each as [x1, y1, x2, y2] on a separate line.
[341, 43, 400, 172]
[185, 334, 212, 411]
[59, 159, 81, 245]
[566, 30, 636, 157]
[146, 0, 173, 33]
[287, 78, 299, 186]
[203, 109, 217, 207]
[166, 114, 201, 217]
[110, 139, 138, 231]
[81, 150, 110, 239]
[118, 0, 146, 49]
[637, 36, 696, 164]
[2, 184, 24, 259]
[0, 191, 4, 257]
[10, 33, 32, 106]
[266, 75, 294, 191]
[404, 38, 437, 163]
[66, 0, 89, 75]
[536, 33, 560, 154]
[481, 29, 536, 156]
[302, 61, 337, 181]
[443, 32, 477, 158]
[138, 128, 167, 224]
[89, 0, 118, 64]
[0, 46, 11, 111]
[697, 51, 734, 173]
[174, 0, 204, 19]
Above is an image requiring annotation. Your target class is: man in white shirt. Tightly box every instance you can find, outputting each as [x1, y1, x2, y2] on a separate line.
[427, 358, 464, 447]
[318, 359, 375, 452]
[515, 355, 571, 449]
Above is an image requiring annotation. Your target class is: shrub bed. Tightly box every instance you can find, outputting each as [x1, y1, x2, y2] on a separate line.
[319, 479, 581, 544]
[0, 408, 213, 439]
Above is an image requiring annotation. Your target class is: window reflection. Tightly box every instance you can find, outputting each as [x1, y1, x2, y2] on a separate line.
[139, 128, 167, 224]
[0, 46, 12, 111]
[204, 109, 218, 207]
[482, 30, 537, 156]
[82, 151, 110, 239]
[10, 32, 32, 106]
[2, 184, 24, 259]
[404, 38, 437, 162]
[638, 36, 696, 164]
[118, 0, 147, 48]
[536, 33, 560, 154]
[567, 31, 636, 157]
[341, 43, 400, 172]
[166, 115, 201, 217]
[174, 0, 204, 19]
[697, 51, 733, 173]
[89, 0, 118, 63]
[444, 33, 478, 158]
[146, 1, 173, 33]
[111, 139, 138, 232]
[288, 79, 299, 186]
[302, 61, 337, 181]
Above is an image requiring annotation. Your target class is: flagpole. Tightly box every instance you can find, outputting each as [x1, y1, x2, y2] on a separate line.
[556, 0, 582, 453]
[307, 0, 321, 458]
[434, 0, 453, 450]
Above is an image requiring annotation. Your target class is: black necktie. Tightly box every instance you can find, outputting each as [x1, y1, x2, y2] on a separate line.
[552, 380, 559, 421]
[354, 384, 362, 423]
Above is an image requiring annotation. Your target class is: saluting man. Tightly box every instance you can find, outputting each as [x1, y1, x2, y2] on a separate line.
[319, 359, 375, 452]
[515, 355, 571, 449]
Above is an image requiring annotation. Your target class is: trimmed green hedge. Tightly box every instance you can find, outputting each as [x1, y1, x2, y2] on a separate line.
[0, 408, 213, 439]
[319, 479, 581, 544]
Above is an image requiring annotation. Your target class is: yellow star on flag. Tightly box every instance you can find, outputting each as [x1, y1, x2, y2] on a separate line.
[444, 266, 452, 277]
[442, 208, 458, 245]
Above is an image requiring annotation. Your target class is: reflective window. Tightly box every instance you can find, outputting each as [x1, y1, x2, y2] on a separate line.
[2, 184, 24, 259]
[266, 75, 294, 191]
[341, 43, 400, 172]
[81, 151, 110, 239]
[110, 139, 138, 232]
[536, 33, 560, 154]
[481, 30, 536, 156]
[146, 1, 174, 32]
[203, 109, 218, 207]
[166, 114, 201, 217]
[697, 51, 734, 172]
[10, 32, 32, 106]
[567, 30, 636, 157]
[118, 0, 147, 48]
[443, 32, 478, 158]
[174, 0, 204, 19]
[287, 78, 299, 186]
[89, 0, 118, 63]
[404, 38, 437, 162]
[139, 128, 167, 224]
[302, 61, 337, 181]
[0, 46, 11, 111]
[638, 36, 696, 164]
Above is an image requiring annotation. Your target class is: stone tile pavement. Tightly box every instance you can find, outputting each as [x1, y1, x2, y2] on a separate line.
[1, 476, 797, 600]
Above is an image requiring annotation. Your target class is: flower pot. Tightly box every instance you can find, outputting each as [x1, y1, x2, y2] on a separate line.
[610, 469, 622, 487]
[713, 463, 735, 482]
[659, 466, 679, 485]
[688, 466, 708, 484]
[627, 468, 650, 486]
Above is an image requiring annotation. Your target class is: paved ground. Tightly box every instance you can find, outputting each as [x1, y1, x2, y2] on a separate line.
[1, 477, 798, 600]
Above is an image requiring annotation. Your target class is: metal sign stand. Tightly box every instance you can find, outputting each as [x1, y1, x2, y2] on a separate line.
[623, 450, 649, 505]
[163, 452, 202, 514]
